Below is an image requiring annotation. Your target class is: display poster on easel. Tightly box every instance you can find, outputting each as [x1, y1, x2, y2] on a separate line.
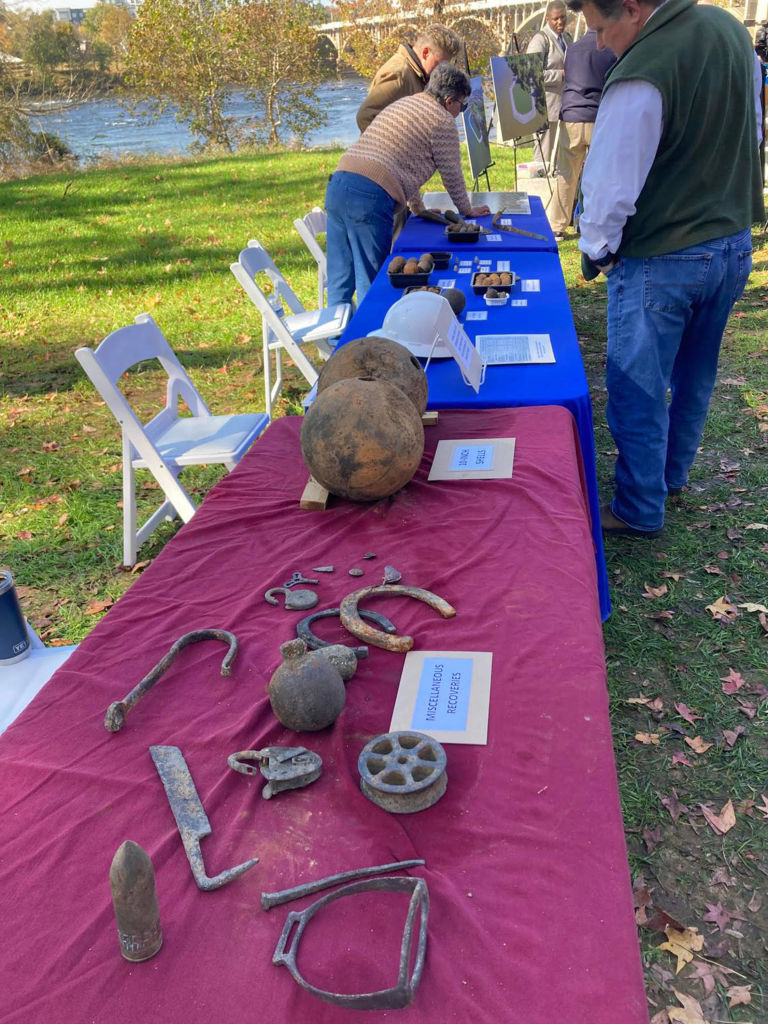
[461, 76, 492, 182]
[490, 54, 547, 143]
[390, 651, 493, 745]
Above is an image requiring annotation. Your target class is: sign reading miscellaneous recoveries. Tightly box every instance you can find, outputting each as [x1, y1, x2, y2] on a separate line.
[428, 437, 515, 481]
[390, 651, 493, 744]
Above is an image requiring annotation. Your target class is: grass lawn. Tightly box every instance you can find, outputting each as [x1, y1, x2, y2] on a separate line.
[1, 147, 767, 1021]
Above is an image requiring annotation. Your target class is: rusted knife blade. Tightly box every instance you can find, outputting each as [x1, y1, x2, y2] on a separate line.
[150, 745, 258, 891]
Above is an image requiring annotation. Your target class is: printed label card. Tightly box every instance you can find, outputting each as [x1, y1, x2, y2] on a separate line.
[428, 437, 515, 481]
[390, 652, 493, 744]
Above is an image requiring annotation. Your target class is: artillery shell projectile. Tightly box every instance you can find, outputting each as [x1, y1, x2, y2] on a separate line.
[110, 840, 162, 962]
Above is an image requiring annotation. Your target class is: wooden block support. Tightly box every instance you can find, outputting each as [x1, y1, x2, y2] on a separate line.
[422, 411, 439, 426]
[300, 476, 330, 510]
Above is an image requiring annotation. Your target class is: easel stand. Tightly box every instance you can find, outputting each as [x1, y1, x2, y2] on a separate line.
[508, 129, 553, 196]
[473, 164, 494, 192]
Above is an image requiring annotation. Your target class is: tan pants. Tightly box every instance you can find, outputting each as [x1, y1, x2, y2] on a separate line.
[548, 121, 594, 233]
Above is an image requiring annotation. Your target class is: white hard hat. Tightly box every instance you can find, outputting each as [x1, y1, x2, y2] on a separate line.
[371, 291, 456, 359]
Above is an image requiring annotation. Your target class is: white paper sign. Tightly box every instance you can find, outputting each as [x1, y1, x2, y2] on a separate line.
[437, 278, 456, 288]
[476, 334, 555, 364]
[521, 279, 541, 292]
[457, 263, 473, 274]
[496, 260, 511, 272]
[449, 443, 496, 471]
[444, 319, 483, 393]
[465, 310, 488, 321]
[510, 299, 528, 307]
[390, 651, 493, 744]
[486, 234, 503, 242]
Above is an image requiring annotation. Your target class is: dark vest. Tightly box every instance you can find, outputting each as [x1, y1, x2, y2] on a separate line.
[560, 31, 616, 123]
[606, 0, 764, 257]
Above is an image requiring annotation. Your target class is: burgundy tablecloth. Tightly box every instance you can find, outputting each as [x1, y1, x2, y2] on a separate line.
[0, 409, 648, 1024]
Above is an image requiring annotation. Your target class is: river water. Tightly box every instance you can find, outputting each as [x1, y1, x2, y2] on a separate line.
[32, 77, 371, 160]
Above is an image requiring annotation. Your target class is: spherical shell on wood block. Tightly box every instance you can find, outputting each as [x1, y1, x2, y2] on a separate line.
[300, 378, 425, 502]
[316, 336, 428, 416]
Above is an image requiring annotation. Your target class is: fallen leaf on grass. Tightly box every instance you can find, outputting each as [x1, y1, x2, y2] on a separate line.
[687, 957, 736, 995]
[703, 564, 724, 575]
[700, 800, 736, 834]
[85, 598, 114, 615]
[659, 790, 689, 821]
[644, 582, 669, 599]
[703, 902, 732, 932]
[744, 522, 768, 530]
[710, 868, 736, 887]
[643, 825, 663, 852]
[758, 794, 768, 819]
[667, 989, 707, 1024]
[720, 668, 746, 694]
[737, 699, 758, 718]
[636, 732, 661, 745]
[647, 610, 675, 620]
[650, 1012, 671, 1024]
[727, 984, 752, 1007]
[748, 890, 762, 912]
[738, 602, 768, 613]
[722, 726, 745, 746]
[15, 530, 33, 540]
[685, 736, 713, 755]
[627, 694, 664, 709]
[661, 571, 682, 581]
[675, 702, 702, 725]
[671, 752, 693, 767]
[706, 595, 739, 622]
[658, 928, 704, 973]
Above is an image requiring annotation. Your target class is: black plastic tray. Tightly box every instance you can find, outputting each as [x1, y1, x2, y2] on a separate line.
[471, 272, 515, 295]
[430, 251, 451, 269]
[403, 285, 443, 295]
[388, 270, 431, 287]
[444, 226, 481, 244]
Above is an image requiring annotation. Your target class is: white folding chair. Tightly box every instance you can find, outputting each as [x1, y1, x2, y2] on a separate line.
[230, 239, 351, 417]
[75, 313, 270, 567]
[293, 206, 328, 309]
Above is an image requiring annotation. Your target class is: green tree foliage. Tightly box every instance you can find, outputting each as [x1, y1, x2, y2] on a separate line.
[125, 0, 234, 148]
[224, 0, 332, 146]
[15, 12, 80, 79]
[83, 2, 133, 65]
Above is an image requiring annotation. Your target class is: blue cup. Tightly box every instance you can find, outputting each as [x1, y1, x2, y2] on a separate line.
[0, 571, 30, 665]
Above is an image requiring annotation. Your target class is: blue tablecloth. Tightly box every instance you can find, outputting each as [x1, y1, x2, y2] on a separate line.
[392, 194, 557, 254]
[339, 249, 611, 620]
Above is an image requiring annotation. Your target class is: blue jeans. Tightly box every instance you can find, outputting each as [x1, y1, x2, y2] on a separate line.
[325, 171, 395, 307]
[605, 228, 752, 532]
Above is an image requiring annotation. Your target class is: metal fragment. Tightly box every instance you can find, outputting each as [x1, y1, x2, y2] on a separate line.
[272, 876, 429, 1009]
[264, 587, 318, 611]
[362, 553, 376, 560]
[339, 585, 456, 653]
[104, 629, 237, 733]
[311, 566, 334, 573]
[261, 858, 426, 910]
[284, 571, 320, 588]
[382, 565, 402, 584]
[359, 732, 448, 813]
[228, 746, 322, 800]
[296, 607, 399, 660]
[348, 568, 364, 577]
[110, 840, 162, 962]
[150, 745, 258, 891]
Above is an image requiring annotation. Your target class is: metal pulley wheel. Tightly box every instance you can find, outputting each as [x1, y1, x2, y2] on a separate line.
[357, 731, 447, 814]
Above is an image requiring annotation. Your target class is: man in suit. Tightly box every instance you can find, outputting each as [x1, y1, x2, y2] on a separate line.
[526, 1, 573, 166]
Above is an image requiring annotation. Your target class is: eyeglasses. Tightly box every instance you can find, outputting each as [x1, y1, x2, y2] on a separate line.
[448, 98, 468, 113]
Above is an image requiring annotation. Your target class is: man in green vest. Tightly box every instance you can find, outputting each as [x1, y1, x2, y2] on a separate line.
[568, 0, 764, 538]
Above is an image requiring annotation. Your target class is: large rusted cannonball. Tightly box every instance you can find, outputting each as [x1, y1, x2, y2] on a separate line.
[301, 378, 424, 502]
[317, 336, 428, 416]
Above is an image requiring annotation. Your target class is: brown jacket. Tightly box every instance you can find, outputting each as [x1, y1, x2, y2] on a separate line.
[356, 44, 428, 133]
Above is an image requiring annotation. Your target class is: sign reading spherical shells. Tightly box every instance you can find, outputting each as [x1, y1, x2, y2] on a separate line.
[300, 377, 425, 502]
[316, 336, 428, 416]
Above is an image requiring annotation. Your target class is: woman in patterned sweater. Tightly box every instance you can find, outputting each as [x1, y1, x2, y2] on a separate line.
[325, 63, 490, 307]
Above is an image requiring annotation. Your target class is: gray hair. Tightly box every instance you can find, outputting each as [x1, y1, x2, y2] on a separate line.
[425, 62, 471, 104]
[417, 24, 463, 62]
[546, 0, 566, 11]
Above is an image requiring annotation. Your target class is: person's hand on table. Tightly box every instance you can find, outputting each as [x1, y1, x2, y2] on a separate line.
[469, 204, 491, 217]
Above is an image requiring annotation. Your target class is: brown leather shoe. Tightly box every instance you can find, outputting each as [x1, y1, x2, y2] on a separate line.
[600, 504, 663, 538]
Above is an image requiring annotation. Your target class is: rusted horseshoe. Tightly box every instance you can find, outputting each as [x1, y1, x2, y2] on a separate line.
[339, 585, 456, 653]
[296, 607, 398, 659]
[104, 629, 237, 732]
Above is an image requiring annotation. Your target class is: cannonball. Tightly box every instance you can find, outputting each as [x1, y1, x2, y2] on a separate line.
[419, 253, 434, 268]
[301, 378, 425, 502]
[268, 640, 346, 732]
[317, 335, 428, 415]
[388, 256, 405, 274]
[441, 288, 466, 317]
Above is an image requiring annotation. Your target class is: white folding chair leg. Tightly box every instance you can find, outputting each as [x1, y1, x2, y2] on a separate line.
[122, 435, 138, 567]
